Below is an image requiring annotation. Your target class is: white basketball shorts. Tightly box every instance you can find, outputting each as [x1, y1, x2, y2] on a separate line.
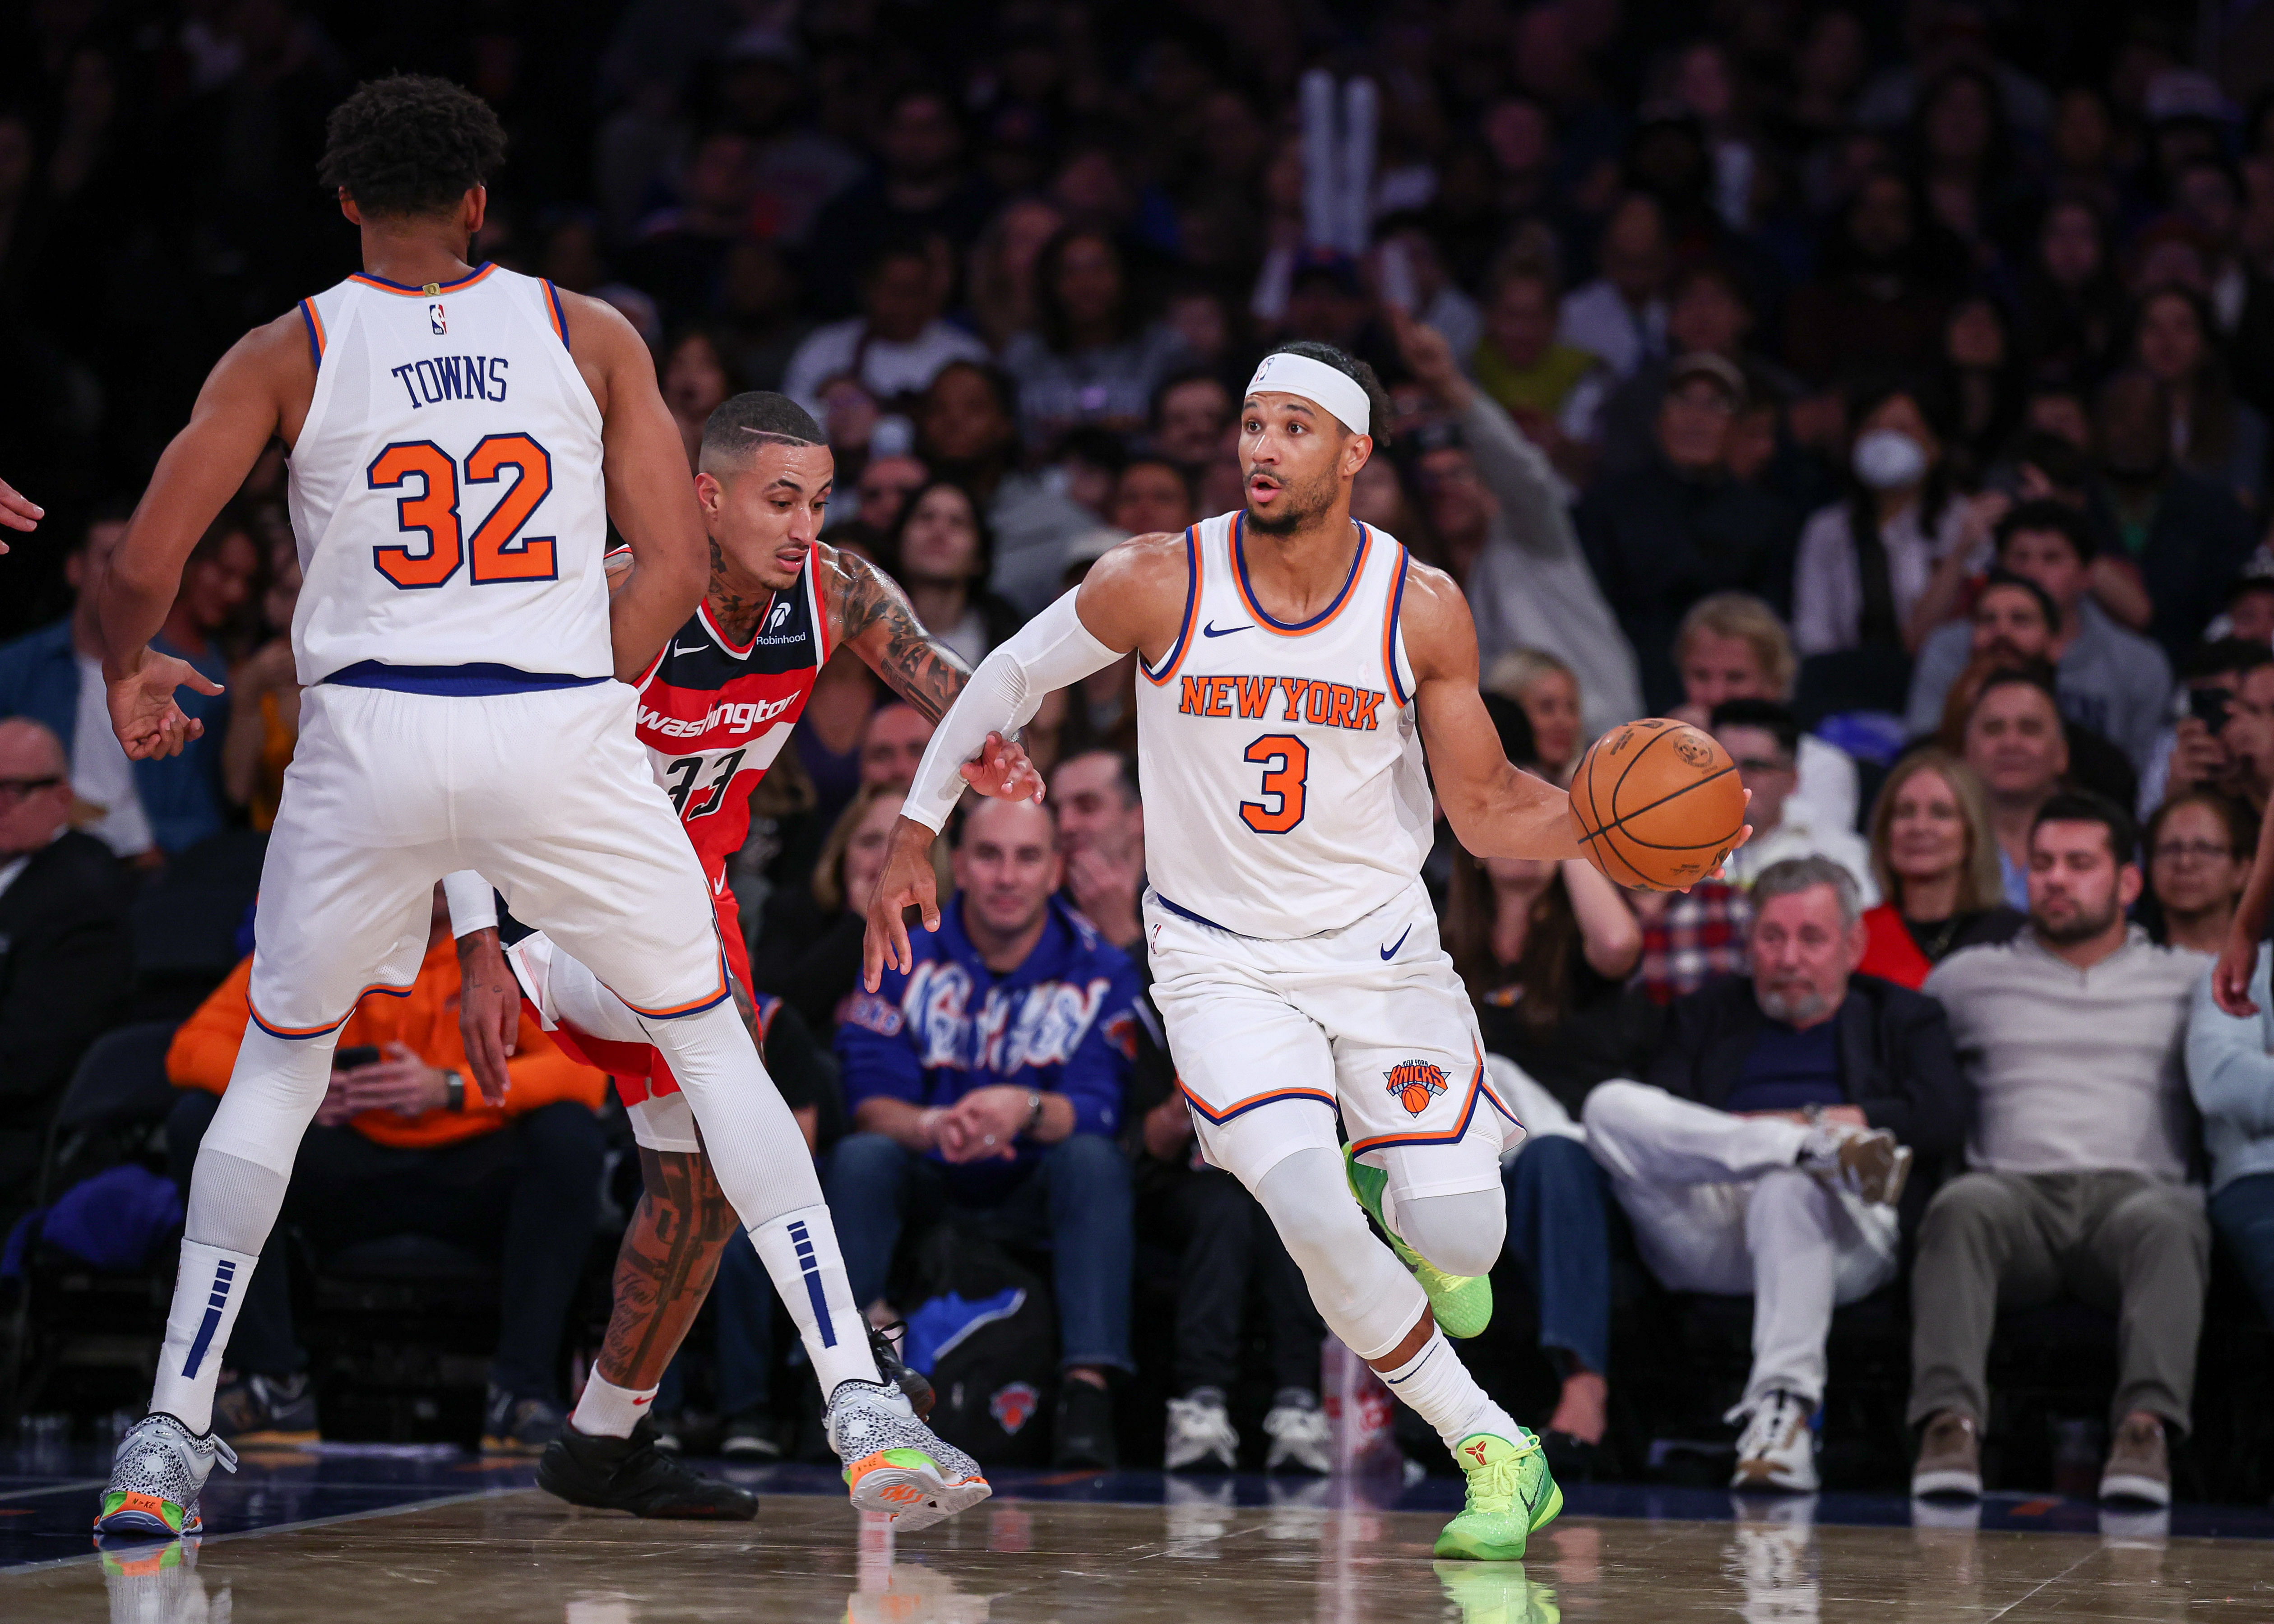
[1141, 879, 1524, 1200]
[244, 680, 732, 1045]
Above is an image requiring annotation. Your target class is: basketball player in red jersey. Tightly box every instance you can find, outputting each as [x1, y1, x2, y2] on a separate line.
[449, 390, 1039, 1517]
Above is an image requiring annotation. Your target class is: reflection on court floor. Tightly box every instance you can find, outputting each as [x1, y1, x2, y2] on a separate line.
[2, 1446, 2271, 1622]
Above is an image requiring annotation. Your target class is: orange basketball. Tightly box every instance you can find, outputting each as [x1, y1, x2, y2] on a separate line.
[1568, 719, 1747, 891]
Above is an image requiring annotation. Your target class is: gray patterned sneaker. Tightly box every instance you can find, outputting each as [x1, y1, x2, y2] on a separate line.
[94, 1413, 238, 1539]
[826, 1378, 991, 1531]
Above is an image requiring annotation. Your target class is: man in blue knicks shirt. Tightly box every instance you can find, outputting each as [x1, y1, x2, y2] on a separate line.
[830, 795, 1144, 1469]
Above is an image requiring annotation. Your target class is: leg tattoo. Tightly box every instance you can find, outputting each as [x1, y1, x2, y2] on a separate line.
[594, 1145, 741, 1391]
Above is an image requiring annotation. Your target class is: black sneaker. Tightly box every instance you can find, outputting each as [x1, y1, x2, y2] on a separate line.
[1053, 1377, 1118, 1470]
[870, 1321, 936, 1419]
[482, 1385, 567, 1455]
[211, 1372, 320, 1445]
[537, 1418, 759, 1520]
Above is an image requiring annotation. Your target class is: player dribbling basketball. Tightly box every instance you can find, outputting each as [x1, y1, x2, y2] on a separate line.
[866, 338, 1747, 1560]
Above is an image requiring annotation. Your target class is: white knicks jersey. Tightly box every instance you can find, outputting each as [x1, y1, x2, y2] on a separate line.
[1133, 510, 1434, 939]
[285, 264, 612, 685]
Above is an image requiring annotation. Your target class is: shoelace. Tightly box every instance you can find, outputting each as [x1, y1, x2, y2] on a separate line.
[1727, 1393, 1807, 1455]
[1463, 1434, 1542, 1514]
[1172, 1399, 1239, 1452]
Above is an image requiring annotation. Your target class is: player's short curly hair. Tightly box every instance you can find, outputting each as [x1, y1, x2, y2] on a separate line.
[317, 75, 506, 219]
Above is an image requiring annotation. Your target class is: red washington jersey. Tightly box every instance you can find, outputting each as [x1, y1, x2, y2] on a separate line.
[630, 555, 832, 888]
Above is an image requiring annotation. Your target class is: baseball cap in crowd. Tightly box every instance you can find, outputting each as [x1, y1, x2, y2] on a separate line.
[1666, 352, 1748, 409]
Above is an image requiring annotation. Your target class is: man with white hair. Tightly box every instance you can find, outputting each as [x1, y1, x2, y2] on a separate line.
[1582, 856, 1967, 1492]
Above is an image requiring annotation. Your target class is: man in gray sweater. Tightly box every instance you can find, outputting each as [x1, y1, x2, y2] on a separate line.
[1911, 791, 2209, 1507]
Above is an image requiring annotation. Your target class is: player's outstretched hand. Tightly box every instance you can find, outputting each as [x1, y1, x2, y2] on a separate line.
[2215, 924, 2262, 1018]
[864, 815, 944, 991]
[455, 928, 520, 1105]
[1689, 790, 1755, 890]
[962, 730, 1044, 803]
[0, 475, 42, 547]
[106, 650, 224, 760]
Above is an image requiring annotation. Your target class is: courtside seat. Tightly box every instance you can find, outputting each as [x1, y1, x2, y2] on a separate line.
[2, 1022, 186, 1421]
[127, 830, 265, 1023]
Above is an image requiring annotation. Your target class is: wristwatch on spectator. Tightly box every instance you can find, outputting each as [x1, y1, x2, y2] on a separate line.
[442, 1069, 466, 1112]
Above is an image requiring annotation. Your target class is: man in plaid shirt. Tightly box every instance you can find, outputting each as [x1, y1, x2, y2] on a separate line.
[1635, 879, 1753, 1004]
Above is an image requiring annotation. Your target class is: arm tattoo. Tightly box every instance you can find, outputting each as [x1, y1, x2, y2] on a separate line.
[828, 549, 973, 722]
[596, 1144, 741, 1388]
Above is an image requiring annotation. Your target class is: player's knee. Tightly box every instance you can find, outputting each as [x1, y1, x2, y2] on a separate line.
[1395, 1189, 1505, 1279]
[1254, 1146, 1372, 1266]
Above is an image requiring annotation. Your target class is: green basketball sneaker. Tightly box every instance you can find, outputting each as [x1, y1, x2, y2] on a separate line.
[1432, 1559, 1564, 1623]
[1343, 1145, 1493, 1338]
[1434, 1430, 1562, 1562]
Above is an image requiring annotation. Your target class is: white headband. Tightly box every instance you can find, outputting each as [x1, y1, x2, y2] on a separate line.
[1245, 352, 1371, 437]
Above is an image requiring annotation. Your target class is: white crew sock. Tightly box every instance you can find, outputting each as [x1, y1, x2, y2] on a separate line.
[1379, 1330, 1521, 1453]
[570, 1370, 660, 1439]
[749, 1205, 880, 1397]
[150, 1240, 263, 1434]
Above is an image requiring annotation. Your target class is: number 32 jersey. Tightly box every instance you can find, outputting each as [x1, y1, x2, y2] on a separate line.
[629, 564, 830, 884]
[1133, 509, 1434, 940]
[287, 264, 612, 685]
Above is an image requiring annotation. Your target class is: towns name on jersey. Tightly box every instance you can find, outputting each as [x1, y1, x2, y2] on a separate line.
[388, 354, 511, 408]
[639, 691, 798, 740]
[1178, 674, 1387, 731]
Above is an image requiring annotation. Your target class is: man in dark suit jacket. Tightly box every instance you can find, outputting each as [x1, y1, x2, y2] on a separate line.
[0, 717, 133, 1211]
[1580, 855, 1968, 1493]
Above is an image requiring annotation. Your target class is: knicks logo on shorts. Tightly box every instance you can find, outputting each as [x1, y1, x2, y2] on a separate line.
[1385, 1060, 1450, 1117]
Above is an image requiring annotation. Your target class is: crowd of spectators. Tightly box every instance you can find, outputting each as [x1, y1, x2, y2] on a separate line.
[9, 0, 2274, 1497]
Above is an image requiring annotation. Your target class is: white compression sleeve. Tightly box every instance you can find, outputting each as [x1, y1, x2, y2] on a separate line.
[900, 589, 1120, 832]
[441, 870, 497, 938]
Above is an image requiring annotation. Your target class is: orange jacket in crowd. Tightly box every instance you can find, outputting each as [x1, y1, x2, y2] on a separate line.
[167, 940, 607, 1150]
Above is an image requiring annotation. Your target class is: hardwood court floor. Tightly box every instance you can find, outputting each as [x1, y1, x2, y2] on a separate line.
[8, 1485, 2271, 1623]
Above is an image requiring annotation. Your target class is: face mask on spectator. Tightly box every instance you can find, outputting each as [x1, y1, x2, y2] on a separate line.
[1852, 428, 1929, 490]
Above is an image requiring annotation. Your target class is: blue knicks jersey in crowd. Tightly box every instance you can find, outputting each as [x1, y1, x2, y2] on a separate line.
[836, 895, 1146, 1194]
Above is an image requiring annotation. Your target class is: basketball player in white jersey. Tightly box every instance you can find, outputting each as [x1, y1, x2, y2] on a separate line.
[92, 76, 986, 1541]
[867, 340, 1741, 1561]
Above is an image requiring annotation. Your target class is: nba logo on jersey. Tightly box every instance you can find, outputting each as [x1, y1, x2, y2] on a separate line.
[429, 301, 446, 335]
[1385, 1060, 1448, 1116]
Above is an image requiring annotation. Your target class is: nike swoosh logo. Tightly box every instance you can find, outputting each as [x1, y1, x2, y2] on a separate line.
[673, 643, 708, 657]
[631, 1395, 653, 1406]
[1202, 621, 1251, 638]
[1381, 926, 1412, 960]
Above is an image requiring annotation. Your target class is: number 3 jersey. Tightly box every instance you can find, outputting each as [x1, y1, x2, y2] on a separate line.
[629, 565, 830, 886]
[1132, 509, 1434, 940]
[286, 264, 612, 685]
